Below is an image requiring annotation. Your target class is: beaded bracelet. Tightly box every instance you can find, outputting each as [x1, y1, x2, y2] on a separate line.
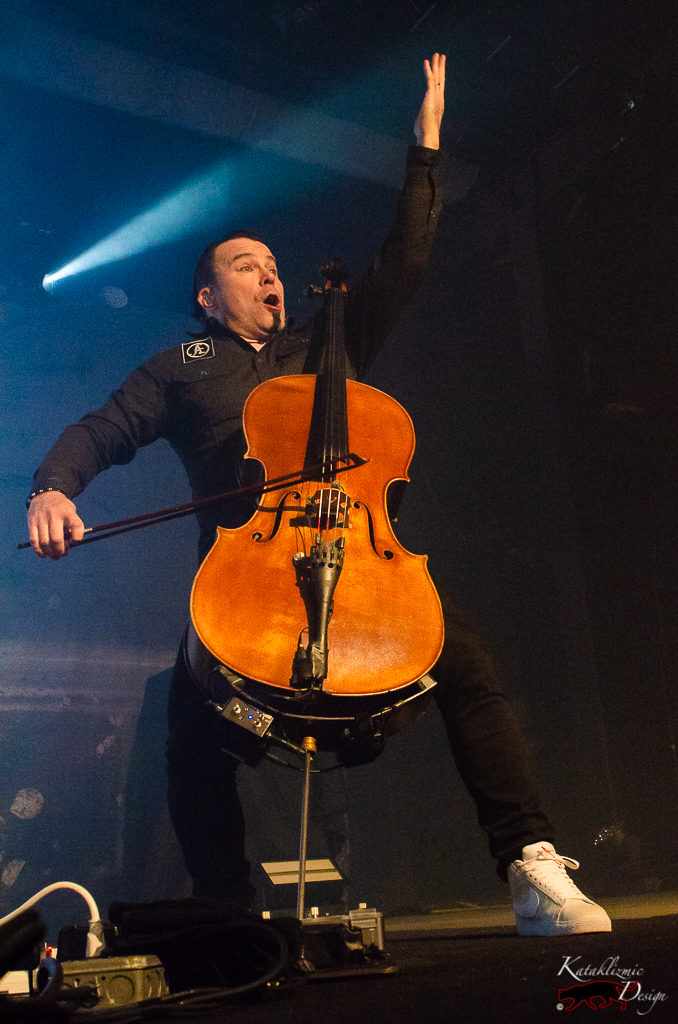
[26, 487, 69, 509]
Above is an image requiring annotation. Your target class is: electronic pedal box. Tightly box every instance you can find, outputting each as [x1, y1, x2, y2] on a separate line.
[298, 906, 396, 979]
[38, 955, 169, 1009]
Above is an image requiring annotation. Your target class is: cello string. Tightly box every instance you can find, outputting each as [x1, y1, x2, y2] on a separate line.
[324, 482, 332, 538]
[301, 476, 311, 556]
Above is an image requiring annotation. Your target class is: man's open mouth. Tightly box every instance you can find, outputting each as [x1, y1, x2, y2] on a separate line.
[263, 294, 280, 309]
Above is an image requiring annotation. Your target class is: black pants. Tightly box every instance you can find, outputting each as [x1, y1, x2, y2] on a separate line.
[166, 588, 554, 906]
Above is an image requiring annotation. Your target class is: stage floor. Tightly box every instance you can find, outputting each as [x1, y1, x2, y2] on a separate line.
[172, 894, 678, 1023]
[387, 888, 678, 937]
[4, 894, 675, 1021]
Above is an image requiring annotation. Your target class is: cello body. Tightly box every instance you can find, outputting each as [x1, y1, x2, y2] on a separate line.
[190, 373, 444, 696]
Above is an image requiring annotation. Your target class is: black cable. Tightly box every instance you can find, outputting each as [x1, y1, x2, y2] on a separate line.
[76, 972, 306, 1023]
[81, 920, 298, 1022]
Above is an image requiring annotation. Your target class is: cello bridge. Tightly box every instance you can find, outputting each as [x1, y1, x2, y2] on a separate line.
[289, 485, 350, 531]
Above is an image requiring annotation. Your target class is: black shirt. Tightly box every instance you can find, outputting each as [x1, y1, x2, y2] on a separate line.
[31, 146, 442, 559]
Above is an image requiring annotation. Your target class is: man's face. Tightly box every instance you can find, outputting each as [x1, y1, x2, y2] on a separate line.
[197, 237, 285, 341]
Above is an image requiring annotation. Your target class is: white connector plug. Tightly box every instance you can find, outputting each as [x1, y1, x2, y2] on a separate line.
[0, 882, 103, 957]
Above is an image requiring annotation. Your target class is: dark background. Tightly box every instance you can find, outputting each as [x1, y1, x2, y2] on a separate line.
[1, 0, 677, 939]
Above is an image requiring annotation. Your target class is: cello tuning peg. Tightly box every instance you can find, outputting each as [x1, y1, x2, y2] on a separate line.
[320, 257, 350, 286]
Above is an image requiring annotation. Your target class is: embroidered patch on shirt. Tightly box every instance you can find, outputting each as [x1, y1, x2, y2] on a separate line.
[182, 338, 215, 363]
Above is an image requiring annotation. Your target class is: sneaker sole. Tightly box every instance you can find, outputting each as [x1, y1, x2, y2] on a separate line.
[516, 917, 612, 937]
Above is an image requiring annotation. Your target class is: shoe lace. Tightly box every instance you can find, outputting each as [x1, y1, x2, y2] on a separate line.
[525, 845, 585, 898]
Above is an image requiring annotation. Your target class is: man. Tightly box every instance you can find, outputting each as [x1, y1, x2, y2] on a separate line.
[26, 54, 610, 936]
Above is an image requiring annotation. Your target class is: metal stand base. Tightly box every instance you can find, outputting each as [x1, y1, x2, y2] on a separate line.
[293, 736, 394, 978]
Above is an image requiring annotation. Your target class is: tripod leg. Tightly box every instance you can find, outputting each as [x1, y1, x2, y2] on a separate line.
[296, 736, 317, 920]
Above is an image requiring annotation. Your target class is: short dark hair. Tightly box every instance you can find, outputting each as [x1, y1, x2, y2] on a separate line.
[192, 230, 262, 320]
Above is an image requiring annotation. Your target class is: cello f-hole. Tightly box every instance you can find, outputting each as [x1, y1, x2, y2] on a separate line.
[253, 489, 303, 543]
[351, 500, 394, 561]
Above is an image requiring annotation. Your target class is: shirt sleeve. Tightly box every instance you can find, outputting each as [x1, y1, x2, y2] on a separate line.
[29, 358, 169, 501]
[343, 145, 443, 379]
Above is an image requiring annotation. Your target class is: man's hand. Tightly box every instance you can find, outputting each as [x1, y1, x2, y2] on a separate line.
[414, 52, 446, 150]
[27, 491, 85, 560]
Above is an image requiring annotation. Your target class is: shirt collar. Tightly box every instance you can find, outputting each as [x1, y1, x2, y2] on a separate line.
[187, 316, 305, 353]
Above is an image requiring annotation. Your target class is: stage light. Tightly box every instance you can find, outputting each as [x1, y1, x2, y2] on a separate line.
[43, 163, 231, 288]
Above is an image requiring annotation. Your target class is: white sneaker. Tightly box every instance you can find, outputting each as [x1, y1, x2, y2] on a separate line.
[509, 841, 612, 936]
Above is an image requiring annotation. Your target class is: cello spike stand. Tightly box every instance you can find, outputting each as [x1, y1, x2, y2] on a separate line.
[296, 735, 317, 921]
[293, 734, 392, 979]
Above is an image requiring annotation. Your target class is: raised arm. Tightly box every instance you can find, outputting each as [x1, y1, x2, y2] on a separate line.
[414, 52, 446, 150]
[343, 53, 447, 377]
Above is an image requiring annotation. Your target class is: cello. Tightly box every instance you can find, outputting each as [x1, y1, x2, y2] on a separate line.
[187, 258, 444, 757]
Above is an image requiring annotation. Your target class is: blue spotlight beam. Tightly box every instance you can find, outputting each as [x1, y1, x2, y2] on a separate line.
[0, 10, 405, 188]
[46, 167, 230, 284]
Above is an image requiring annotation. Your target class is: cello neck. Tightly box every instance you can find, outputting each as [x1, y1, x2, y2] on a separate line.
[304, 259, 350, 480]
